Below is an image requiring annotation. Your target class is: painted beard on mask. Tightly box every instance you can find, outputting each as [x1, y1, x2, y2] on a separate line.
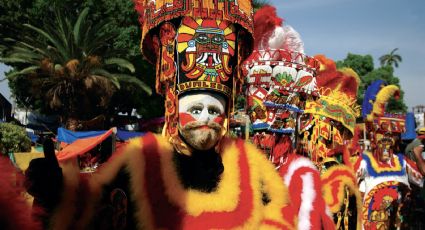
[178, 92, 226, 151]
[180, 120, 223, 151]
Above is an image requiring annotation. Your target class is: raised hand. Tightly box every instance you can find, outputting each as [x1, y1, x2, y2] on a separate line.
[25, 137, 63, 225]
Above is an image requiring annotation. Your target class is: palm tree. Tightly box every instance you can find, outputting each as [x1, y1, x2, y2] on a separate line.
[379, 48, 402, 68]
[0, 8, 151, 131]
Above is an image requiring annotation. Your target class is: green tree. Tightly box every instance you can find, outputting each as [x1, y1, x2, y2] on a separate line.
[337, 53, 407, 113]
[253, 0, 270, 11]
[336, 53, 374, 76]
[1, 7, 151, 130]
[336, 53, 374, 107]
[1, 0, 163, 124]
[0, 122, 31, 155]
[379, 48, 402, 68]
[363, 66, 407, 112]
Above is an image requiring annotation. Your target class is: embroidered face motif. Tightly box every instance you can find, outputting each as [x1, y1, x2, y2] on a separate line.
[375, 133, 396, 162]
[177, 17, 236, 85]
[178, 92, 226, 150]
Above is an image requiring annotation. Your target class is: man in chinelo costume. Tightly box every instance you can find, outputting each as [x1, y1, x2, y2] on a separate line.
[243, 5, 342, 230]
[299, 55, 363, 229]
[355, 80, 424, 230]
[25, 0, 292, 229]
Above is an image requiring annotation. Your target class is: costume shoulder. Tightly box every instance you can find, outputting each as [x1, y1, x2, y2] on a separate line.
[227, 138, 291, 229]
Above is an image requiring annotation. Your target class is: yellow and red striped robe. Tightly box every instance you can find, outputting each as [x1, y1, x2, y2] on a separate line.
[49, 133, 291, 229]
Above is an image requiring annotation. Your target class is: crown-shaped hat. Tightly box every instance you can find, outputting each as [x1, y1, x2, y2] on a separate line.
[134, 0, 254, 153]
[134, 0, 253, 61]
[242, 5, 319, 134]
[134, 0, 254, 98]
[304, 55, 360, 135]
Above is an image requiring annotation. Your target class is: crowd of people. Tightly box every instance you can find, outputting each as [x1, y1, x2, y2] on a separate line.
[1, 0, 424, 229]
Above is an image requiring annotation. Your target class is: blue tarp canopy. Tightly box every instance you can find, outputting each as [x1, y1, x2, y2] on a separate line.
[57, 127, 109, 144]
[116, 129, 145, 141]
[27, 132, 39, 143]
[401, 112, 417, 140]
[57, 127, 146, 144]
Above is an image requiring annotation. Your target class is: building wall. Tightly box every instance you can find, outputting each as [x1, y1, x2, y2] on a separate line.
[0, 93, 12, 122]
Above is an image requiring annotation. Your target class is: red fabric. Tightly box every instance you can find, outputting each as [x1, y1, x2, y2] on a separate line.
[142, 134, 255, 229]
[405, 156, 420, 172]
[142, 133, 183, 228]
[353, 155, 363, 173]
[57, 129, 114, 161]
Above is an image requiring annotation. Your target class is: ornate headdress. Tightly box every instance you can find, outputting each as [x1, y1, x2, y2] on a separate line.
[362, 80, 405, 156]
[242, 5, 319, 164]
[304, 55, 360, 134]
[299, 55, 360, 162]
[134, 0, 254, 153]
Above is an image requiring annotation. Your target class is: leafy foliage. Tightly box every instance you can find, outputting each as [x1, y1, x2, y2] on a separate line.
[337, 53, 407, 113]
[0, 122, 31, 154]
[1, 0, 162, 126]
[1, 6, 152, 130]
[252, 0, 270, 11]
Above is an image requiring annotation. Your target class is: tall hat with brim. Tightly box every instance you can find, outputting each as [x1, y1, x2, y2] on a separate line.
[133, 0, 254, 153]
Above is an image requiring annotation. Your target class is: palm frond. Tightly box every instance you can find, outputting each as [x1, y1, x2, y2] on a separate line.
[23, 23, 70, 61]
[6, 66, 40, 79]
[113, 74, 152, 95]
[73, 8, 90, 47]
[0, 57, 38, 65]
[90, 68, 121, 89]
[104, 58, 135, 73]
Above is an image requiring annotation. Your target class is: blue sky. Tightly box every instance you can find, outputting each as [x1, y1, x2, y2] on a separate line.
[269, 0, 425, 110]
[1, 0, 425, 109]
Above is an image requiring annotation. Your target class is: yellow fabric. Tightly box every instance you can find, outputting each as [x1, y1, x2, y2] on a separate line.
[13, 151, 44, 171]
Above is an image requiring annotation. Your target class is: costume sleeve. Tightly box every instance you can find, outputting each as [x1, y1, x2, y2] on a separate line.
[282, 157, 336, 230]
[243, 142, 292, 230]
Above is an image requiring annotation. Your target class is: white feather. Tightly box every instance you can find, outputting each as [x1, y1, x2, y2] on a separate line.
[268, 25, 305, 53]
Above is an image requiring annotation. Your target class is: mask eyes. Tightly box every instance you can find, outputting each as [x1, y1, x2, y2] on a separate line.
[211, 34, 224, 44]
[195, 33, 209, 44]
[189, 105, 203, 115]
[208, 108, 220, 115]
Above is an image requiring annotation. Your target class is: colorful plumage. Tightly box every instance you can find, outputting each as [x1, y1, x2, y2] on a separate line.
[253, 5, 304, 53]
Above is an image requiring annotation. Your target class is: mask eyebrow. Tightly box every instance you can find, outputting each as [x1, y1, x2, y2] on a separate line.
[187, 103, 203, 110]
[208, 104, 223, 113]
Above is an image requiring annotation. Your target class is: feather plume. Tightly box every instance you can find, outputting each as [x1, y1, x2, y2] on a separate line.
[253, 5, 283, 50]
[362, 80, 384, 119]
[371, 85, 399, 119]
[253, 5, 304, 52]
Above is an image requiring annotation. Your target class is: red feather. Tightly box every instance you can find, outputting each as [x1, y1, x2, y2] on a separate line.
[0, 157, 42, 230]
[253, 5, 283, 49]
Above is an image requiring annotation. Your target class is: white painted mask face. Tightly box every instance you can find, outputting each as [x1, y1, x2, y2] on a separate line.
[178, 92, 226, 151]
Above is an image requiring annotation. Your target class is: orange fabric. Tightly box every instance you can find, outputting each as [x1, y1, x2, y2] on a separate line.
[56, 129, 114, 161]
